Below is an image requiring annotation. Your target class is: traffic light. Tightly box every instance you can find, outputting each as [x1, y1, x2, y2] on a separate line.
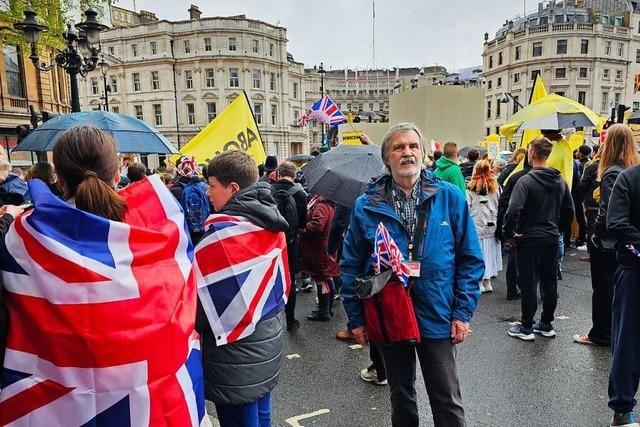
[617, 104, 627, 123]
[16, 125, 31, 142]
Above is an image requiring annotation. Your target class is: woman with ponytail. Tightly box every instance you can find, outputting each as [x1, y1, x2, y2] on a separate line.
[467, 159, 502, 293]
[52, 125, 127, 220]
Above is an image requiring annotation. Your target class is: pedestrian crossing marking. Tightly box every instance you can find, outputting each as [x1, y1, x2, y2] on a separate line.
[557, 316, 570, 320]
[285, 409, 330, 427]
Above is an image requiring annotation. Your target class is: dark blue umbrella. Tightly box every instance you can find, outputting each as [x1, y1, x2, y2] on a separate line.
[13, 111, 178, 154]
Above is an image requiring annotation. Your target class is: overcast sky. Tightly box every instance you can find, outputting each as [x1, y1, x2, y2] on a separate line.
[115, 0, 527, 71]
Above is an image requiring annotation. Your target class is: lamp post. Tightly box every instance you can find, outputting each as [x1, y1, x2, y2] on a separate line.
[317, 62, 327, 151]
[98, 54, 110, 112]
[14, 7, 108, 113]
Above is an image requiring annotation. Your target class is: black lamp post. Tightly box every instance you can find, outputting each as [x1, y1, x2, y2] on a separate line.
[98, 54, 110, 112]
[317, 62, 327, 151]
[14, 7, 108, 113]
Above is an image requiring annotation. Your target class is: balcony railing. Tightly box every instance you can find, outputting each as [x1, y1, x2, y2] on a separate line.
[8, 98, 28, 110]
[552, 22, 574, 31]
[529, 25, 549, 34]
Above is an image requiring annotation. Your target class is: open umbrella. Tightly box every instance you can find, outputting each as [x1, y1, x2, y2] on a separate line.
[500, 93, 605, 139]
[301, 144, 385, 208]
[286, 153, 315, 163]
[518, 112, 597, 131]
[13, 111, 178, 154]
[459, 146, 487, 159]
[627, 109, 640, 124]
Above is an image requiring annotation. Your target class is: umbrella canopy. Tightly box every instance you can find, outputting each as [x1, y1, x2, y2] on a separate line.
[499, 93, 605, 140]
[286, 154, 315, 163]
[301, 144, 385, 208]
[518, 112, 597, 131]
[13, 111, 178, 154]
[459, 146, 487, 158]
[628, 109, 640, 124]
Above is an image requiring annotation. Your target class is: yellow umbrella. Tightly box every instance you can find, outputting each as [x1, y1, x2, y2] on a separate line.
[500, 93, 605, 141]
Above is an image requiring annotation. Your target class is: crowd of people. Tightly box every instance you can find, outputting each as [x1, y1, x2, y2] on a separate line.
[0, 121, 639, 427]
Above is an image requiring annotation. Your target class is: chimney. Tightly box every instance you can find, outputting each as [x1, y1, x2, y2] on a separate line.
[188, 4, 202, 20]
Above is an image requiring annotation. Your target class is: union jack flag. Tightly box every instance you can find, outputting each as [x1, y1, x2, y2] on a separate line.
[371, 222, 411, 286]
[194, 214, 290, 346]
[0, 176, 206, 426]
[298, 96, 346, 128]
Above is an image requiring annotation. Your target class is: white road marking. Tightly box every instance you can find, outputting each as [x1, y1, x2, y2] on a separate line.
[286, 353, 301, 359]
[349, 344, 362, 350]
[285, 409, 330, 427]
[556, 316, 570, 320]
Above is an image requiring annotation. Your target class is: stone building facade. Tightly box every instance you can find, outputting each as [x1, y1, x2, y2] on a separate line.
[482, 0, 640, 139]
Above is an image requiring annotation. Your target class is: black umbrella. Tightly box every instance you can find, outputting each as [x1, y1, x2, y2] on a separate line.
[628, 109, 640, 124]
[301, 144, 385, 208]
[459, 146, 487, 158]
[286, 154, 315, 163]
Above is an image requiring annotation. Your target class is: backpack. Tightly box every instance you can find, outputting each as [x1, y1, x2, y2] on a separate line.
[272, 185, 302, 243]
[180, 181, 210, 234]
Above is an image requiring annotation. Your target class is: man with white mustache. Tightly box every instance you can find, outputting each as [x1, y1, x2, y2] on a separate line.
[340, 122, 484, 427]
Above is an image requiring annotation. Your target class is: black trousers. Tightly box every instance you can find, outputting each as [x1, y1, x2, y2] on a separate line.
[505, 245, 519, 296]
[588, 246, 616, 346]
[379, 340, 464, 427]
[370, 344, 387, 381]
[574, 195, 587, 243]
[516, 243, 558, 328]
[285, 242, 298, 324]
[609, 268, 640, 413]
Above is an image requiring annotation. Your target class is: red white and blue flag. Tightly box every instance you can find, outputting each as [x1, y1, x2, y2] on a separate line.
[371, 222, 411, 286]
[0, 176, 206, 426]
[194, 214, 290, 346]
[298, 96, 346, 128]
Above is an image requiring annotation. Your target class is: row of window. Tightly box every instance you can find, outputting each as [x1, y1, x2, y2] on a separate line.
[108, 37, 277, 58]
[341, 102, 386, 112]
[488, 38, 624, 67]
[324, 89, 392, 96]
[486, 67, 623, 91]
[486, 90, 621, 120]
[90, 70, 300, 97]
[125, 102, 288, 127]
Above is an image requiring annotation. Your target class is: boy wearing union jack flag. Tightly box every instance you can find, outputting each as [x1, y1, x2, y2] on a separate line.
[194, 151, 290, 427]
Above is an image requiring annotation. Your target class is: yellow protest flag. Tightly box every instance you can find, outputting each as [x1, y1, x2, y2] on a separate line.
[519, 75, 548, 148]
[342, 130, 363, 145]
[568, 131, 585, 151]
[177, 92, 266, 165]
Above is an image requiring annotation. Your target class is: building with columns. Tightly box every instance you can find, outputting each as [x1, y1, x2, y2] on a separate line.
[482, 0, 640, 140]
[79, 5, 310, 162]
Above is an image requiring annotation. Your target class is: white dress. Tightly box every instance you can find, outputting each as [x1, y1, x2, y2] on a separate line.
[466, 190, 503, 279]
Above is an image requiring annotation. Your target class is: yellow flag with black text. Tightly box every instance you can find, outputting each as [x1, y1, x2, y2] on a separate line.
[178, 92, 266, 164]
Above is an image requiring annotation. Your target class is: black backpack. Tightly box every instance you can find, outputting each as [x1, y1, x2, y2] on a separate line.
[272, 185, 301, 243]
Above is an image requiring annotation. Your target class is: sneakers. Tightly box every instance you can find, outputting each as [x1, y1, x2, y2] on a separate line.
[336, 330, 355, 343]
[508, 325, 535, 341]
[573, 334, 596, 346]
[483, 279, 493, 293]
[533, 321, 556, 338]
[299, 279, 313, 292]
[611, 412, 639, 427]
[360, 367, 388, 386]
[479, 281, 486, 293]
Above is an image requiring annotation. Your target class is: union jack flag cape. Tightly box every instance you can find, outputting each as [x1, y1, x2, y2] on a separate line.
[298, 96, 346, 128]
[371, 222, 411, 286]
[0, 176, 206, 426]
[194, 214, 290, 346]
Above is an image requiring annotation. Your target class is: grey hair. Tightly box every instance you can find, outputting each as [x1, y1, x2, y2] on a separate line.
[0, 161, 10, 172]
[380, 122, 426, 169]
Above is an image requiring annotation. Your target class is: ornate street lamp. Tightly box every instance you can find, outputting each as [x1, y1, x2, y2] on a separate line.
[98, 54, 110, 111]
[14, 7, 108, 112]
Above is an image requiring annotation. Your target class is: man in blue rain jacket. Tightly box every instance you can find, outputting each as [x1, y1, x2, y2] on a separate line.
[340, 123, 484, 427]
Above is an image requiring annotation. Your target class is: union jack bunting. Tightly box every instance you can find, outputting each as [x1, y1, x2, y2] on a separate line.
[194, 214, 290, 346]
[298, 96, 346, 128]
[371, 222, 411, 286]
[0, 176, 206, 426]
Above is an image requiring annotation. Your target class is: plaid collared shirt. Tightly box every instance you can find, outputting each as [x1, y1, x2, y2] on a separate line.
[391, 178, 421, 237]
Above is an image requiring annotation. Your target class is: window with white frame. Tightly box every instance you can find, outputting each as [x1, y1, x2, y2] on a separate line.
[131, 44, 138, 57]
[134, 104, 143, 120]
[556, 39, 567, 54]
[271, 104, 277, 125]
[108, 45, 115, 55]
[207, 102, 217, 122]
[555, 67, 566, 79]
[616, 69, 623, 80]
[270, 72, 276, 91]
[579, 67, 588, 78]
[184, 40, 191, 54]
[514, 73, 520, 83]
[153, 104, 162, 125]
[254, 103, 262, 124]
[228, 37, 237, 51]
[229, 68, 239, 87]
[601, 92, 609, 112]
[109, 75, 118, 93]
[150, 41, 157, 55]
[151, 71, 160, 90]
[91, 77, 99, 95]
[185, 70, 193, 89]
[605, 41, 611, 55]
[111, 106, 119, 113]
[132, 73, 141, 92]
[293, 82, 299, 99]
[253, 70, 261, 89]
[205, 69, 215, 87]
[187, 103, 196, 125]
[603, 69, 610, 80]
[578, 91, 586, 105]
[532, 42, 542, 57]
[269, 43, 274, 56]
[615, 92, 621, 106]
[204, 37, 212, 52]
[618, 43, 624, 57]
[252, 39, 259, 54]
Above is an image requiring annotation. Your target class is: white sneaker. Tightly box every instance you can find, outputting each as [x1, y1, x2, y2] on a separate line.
[479, 281, 486, 293]
[484, 279, 493, 292]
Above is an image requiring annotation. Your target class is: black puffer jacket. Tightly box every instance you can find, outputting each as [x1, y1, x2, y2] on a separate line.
[197, 181, 288, 406]
[594, 164, 623, 251]
[606, 164, 640, 268]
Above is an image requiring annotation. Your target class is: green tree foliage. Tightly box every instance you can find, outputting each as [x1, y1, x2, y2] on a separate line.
[1, 0, 114, 51]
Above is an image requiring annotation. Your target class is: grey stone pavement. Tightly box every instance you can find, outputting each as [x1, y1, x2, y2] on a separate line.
[210, 249, 631, 426]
